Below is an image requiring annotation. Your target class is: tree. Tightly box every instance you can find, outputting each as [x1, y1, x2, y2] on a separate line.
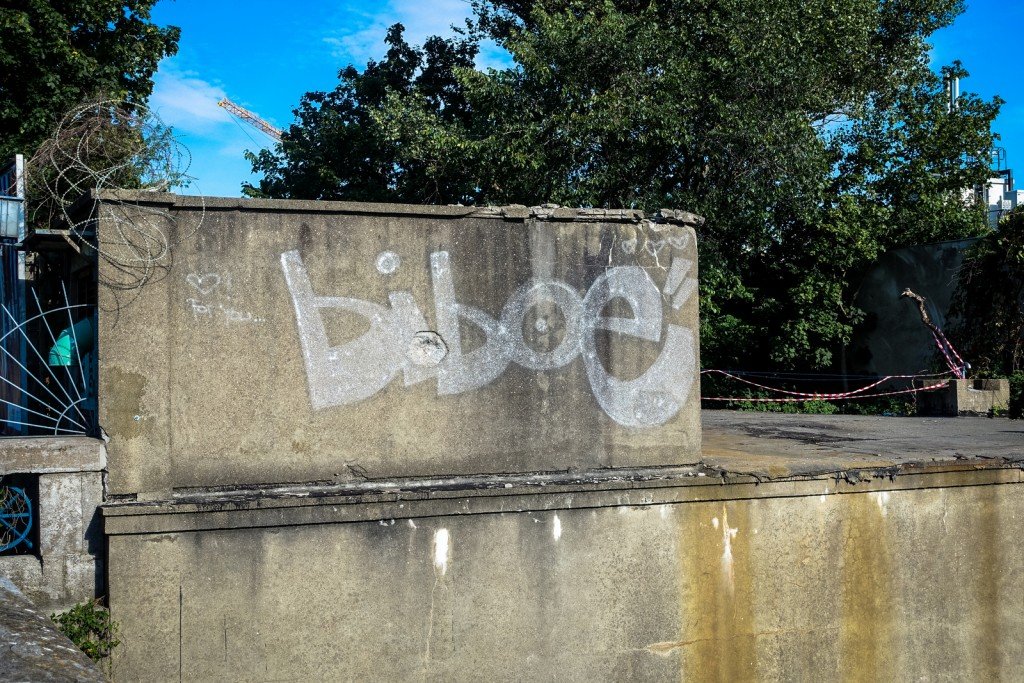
[245, 24, 478, 203]
[0, 0, 179, 162]
[949, 206, 1024, 416]
[249, 0, 1001, 371]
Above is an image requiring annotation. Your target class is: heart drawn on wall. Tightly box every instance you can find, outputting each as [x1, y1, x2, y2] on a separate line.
[186, 273, 221, 296]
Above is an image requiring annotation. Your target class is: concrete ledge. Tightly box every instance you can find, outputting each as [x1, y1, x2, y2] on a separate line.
[101, 464, 1023, 535]
[92, 190, 705, 225]
[0, 578, 104, 683]
[102, 412, 1024, 535]
[0, 437, 106, 475]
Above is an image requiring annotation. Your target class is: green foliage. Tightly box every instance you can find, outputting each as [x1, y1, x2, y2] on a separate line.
[51, 599, 120, 662]
[0, 1, 179, 162]
[250, 0, 1000, 372]
[840, 396, 916, 416]
[1010, 373, 1024, 420]
[705, 388, 915, 416]
[726, 396, 841, 414]
[245, 24, 478, 203]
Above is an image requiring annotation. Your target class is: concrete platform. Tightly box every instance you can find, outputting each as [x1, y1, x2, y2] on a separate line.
[101, 412, 1024, 533]
[98, 412, 1024, 682]
[700, 410, 1024, 478]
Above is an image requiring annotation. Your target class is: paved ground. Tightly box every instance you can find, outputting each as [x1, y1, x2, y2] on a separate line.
[702, 410, 1024, 478]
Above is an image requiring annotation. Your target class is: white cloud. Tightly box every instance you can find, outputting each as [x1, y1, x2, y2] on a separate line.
[149, 62, 233, 135]
[147, 58, 272, 197]
[322, 0, 510, 69]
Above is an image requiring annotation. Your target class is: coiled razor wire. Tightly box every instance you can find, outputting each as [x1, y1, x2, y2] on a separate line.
[25, 98, 205, 312]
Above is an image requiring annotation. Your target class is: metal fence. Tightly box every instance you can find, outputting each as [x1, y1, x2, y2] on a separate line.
[0, 156, 25, 241]
[0, 156, 96, 437]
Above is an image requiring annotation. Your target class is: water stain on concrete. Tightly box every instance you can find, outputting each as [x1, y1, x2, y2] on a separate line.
[675, 501, 757, 682]
[838, 492, 895, 682]
[103, 366, 147, 436]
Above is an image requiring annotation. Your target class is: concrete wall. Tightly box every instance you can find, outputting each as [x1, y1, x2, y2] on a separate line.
[847, 238, 978, 376]
[0, 438, 105, 611]
[95, 195, 702, 497]
[103, 467, 1024, 682]
[917, 378, 1011, 416]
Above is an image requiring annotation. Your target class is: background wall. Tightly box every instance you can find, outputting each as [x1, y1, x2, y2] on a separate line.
[848, 238, 979, 376]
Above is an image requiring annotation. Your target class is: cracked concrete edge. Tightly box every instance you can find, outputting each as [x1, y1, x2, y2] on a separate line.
[100, 462, 1024, 536]
[88, 190, 704, 225]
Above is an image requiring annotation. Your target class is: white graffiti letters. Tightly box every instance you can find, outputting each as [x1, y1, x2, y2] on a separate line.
[280, 251, 435, 410]
[581, 267, 696, 427]
[280, 249, 696, 427]
[431, 251, 508, 394]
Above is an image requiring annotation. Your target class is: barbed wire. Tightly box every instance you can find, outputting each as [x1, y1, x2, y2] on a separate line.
[24, 98, 204, 312]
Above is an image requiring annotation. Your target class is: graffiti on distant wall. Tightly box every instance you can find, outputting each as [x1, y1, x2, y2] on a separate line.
[280, 247, 697, 428]
[184, 271, 266, 324]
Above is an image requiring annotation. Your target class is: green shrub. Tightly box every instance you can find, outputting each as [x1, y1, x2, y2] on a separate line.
[1010, 372, 1024, 420]
[51, 599, 120, 662]
[841, 396, 916, 416]
[785, 399, 839, 415]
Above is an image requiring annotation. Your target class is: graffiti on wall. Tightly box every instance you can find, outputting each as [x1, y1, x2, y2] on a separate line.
[280, 247, 696, 428]
[184, 271, 266, 324]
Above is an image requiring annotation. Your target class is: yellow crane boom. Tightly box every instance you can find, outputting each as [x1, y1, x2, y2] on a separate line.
[218, 98, 283, 142]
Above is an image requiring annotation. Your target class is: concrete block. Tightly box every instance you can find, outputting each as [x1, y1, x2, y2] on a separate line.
[62, 553, 99, 608]
[916, 378, 1010, 416]
[38, 553, 64, 605]
[79, 473, 104, 556]
[37, 473, 83, 556]
[0, 556, 42, 597]
[96, 195, 703, 496]
[0, 437, 105, 475]
[3, 469, 103, 609]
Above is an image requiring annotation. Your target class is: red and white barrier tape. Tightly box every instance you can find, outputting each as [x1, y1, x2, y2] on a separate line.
[931, 329, 966, 378]
[700, 369, 955, 400]
[701, 380, 949, 402]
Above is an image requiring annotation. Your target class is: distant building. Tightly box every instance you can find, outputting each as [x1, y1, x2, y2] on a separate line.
[974, 148, 1020, 227]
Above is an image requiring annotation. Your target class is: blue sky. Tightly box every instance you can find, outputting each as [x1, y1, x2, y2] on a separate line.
[148, 0, 1023, 198]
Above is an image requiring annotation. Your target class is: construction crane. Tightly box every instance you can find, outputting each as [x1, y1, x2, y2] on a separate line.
[217, 98, 283, 142]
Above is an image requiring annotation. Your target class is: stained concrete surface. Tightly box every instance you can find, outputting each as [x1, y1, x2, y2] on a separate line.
[700, 410, 1024, 478]
[104, 470, 1024, 682]
[103, 411, 1024, 515]
[101, 412, 1024, 682]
